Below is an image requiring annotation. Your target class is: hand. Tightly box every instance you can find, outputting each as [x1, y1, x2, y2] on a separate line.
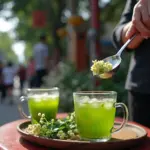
[122, 22, 144, 49]
[126, 0, 150, 39]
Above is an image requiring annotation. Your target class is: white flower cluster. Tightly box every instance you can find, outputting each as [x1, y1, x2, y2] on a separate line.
[91, 60, 112, 76]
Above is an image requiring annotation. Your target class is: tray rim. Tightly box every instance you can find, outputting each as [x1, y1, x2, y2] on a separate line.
[17, 120, 148, 144]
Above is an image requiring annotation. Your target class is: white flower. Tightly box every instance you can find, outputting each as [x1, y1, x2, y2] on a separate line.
[38, 113, 41, 116]
[40, 120, 44, 124]
[42, 114, 45, 117]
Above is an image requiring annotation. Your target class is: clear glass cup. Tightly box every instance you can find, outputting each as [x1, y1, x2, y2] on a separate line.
[18, 88, 59, 124]
[73, 91, 128, 142]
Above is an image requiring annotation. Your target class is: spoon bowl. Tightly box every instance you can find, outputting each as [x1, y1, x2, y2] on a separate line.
[99, 55, 121, 79]
[103, 55, 121, 69]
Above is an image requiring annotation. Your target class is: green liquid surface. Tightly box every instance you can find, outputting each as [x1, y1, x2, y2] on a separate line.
[28, 95, 59, 124]
[74, 99, 116, 139]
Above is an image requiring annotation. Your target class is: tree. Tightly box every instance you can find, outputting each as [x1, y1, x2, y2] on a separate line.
[0, 0, 126, 60]
[0, 32, 18, 63]
[0, 0, 66, 61]
[4, 0, 66, 60]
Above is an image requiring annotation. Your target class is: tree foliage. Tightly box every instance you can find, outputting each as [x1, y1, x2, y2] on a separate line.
[0, 32, 18, 63]
[0, 0, 127, 60]
[0, 0, 67, 60]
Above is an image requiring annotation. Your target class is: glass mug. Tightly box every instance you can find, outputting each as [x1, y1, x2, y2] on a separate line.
[73, 91, 128, 142]
[18, 88, 59, 124]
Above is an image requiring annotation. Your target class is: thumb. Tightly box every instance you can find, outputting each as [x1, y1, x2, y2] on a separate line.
[126, 25, 136, 39]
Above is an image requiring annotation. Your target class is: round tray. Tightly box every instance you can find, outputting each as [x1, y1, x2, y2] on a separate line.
[17, 121, 147, 150]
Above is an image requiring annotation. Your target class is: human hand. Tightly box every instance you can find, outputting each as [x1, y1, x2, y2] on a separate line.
[122, 22, 144, 49]
[126, 0, 150, 39]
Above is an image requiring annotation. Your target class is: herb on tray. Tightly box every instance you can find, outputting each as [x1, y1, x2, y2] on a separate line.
[25, 112, 80, 140]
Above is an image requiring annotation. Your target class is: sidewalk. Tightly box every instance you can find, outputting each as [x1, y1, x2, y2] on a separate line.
[0, 102, 28, 125]
[0, 77, 29, 125]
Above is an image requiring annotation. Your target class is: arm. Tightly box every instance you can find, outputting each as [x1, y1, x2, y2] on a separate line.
[112, 0, 144, 50]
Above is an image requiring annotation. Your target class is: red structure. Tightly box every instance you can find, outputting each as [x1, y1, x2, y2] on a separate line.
[67, 0, 101, 72]
[91, 0, 101, 58]
[32, 11, 46, 28]
[90, 0, 101, 86]
[76, 32, 88, 72]
[91, 0, 100, 29]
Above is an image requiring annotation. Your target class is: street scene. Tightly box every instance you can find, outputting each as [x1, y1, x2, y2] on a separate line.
[0, 0, 150, 150]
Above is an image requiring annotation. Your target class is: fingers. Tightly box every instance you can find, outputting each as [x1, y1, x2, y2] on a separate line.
[140, 2, 150, 29]
[141, 8, 149, 25]
[134, 20, 150, 37]
[132, 2, 150, 37]
[125, 0, 150, 39]
[126, 24, 136, 38]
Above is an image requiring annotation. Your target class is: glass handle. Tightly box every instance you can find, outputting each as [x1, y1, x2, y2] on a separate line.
[112, 103, 128, 133]
[18, 96, 31, 119]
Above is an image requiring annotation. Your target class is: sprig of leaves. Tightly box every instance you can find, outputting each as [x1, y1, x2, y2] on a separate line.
[25, 112, 80, 140]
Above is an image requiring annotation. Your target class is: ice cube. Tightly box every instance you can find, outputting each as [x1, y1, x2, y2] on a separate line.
[29, 94, 41, 102]
[107, 98, 115, 102]
[88, 98, 101, 108]
[91, 102, 100, 108]
[41, 92, 49, 97]
[88, 98, 98, 104]
[49, 94, 59, 100]
[104, 102, 113, 109]
[80, 96, 90, 104]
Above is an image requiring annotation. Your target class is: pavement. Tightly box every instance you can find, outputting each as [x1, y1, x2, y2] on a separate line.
[0, 76, 29, 125]
[0, 101, 29, 125]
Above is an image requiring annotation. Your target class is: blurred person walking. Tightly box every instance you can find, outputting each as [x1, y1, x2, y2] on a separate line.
[0, 62, 6, 103]
[2, 61, 16, 104]
[33, 34, 49, 87]
[112, 0, 150, 127]
[17, 64, 26, 93]
[26, 57, 36, 88]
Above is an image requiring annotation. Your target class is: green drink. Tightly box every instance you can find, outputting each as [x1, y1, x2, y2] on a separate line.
[73, 91, 128, 142]
[28, 95, 59, 123]
[18, 88, 59, 124]
[74, 99, 115, 139]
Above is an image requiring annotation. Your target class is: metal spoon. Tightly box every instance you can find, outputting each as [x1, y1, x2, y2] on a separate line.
[99, 34, 137, 79]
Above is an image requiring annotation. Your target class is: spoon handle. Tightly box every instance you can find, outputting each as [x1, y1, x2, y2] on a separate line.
[116, 34, 137, 56]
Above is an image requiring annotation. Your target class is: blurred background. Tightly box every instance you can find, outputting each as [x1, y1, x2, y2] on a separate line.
[0, 0, 131, 124]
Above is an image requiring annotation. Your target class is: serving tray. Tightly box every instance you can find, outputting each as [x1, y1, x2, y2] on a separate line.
[17, 121, 147, 150]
